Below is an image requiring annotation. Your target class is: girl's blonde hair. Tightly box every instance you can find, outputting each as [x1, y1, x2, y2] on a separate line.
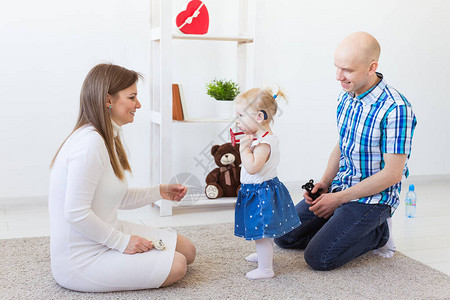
[50, 63, 142, 180]
[234, 86, 287, 123]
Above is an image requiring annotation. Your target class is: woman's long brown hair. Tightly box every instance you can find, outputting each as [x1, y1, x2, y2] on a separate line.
[50, 63, 142, 180]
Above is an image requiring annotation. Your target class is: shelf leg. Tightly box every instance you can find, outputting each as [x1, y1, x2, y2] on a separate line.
[159, 199, 173, 216]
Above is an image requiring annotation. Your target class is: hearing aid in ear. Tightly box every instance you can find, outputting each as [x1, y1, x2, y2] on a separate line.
[260, 110, 268, 120]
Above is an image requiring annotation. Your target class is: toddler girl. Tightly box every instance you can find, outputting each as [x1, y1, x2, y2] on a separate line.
[234, 87, 301, 279]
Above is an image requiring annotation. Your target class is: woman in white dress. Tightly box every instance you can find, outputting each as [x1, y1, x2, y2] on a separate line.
[49, 63, 196, 292]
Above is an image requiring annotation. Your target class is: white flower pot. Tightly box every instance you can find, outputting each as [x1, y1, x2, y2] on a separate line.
[215, 100, 234, 120]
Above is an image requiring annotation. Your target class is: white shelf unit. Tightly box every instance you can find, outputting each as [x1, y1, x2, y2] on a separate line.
[173, 118, 234, 123]
[150, 0, 264, 216]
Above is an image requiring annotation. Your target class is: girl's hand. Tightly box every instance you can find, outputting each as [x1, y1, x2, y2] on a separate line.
[160, 184, 187, 202]
[124, 235, 153, 254]
[239, 134, 254, 152]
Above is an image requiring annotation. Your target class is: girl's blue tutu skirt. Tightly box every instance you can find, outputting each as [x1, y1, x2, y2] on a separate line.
[234, 177, 301, 241]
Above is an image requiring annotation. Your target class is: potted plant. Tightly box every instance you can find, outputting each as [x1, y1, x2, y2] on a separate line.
[206, 78, 240, 119]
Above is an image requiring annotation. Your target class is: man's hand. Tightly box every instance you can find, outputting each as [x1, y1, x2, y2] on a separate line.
[308, 192, 345, 219]
[160, 184, 187, 202]
[124, 235, 153, 254]
[304, 181, 328, 205]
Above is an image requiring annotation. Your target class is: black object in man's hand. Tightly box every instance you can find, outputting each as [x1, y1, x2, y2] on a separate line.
[301, 179, 321, 200]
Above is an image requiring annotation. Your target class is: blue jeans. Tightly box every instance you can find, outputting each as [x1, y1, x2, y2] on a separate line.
[274, 199, 391, 271]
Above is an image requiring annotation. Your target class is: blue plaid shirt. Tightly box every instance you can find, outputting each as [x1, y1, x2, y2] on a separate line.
[331, 73, 417, 212]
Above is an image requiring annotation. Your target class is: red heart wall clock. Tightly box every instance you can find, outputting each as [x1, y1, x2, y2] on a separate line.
[176, 0, 209, 35]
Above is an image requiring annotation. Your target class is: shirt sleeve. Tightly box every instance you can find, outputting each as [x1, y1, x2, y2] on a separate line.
[119, 186, 162, 210]
[381, 103, 417, 155]
[64, 132, 130, 253]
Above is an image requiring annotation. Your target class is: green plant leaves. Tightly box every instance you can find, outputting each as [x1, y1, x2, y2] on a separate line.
[206, 79, 240, 101]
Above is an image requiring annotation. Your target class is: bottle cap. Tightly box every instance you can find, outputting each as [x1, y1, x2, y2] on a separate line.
[409, 184, 415, 191]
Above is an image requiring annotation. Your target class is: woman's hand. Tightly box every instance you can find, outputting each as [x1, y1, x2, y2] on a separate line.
[124, 235, 153, 254]
[160, 184, 187, 202]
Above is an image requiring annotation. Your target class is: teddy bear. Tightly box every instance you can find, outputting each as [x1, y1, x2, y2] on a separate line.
[205, 142, 241, 199]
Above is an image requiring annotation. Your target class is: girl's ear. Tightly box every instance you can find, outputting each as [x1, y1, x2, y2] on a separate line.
[256, 111, 266, 123]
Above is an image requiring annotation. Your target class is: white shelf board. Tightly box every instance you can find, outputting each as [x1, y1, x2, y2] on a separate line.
[151, 28, 253, 43]
[154, 197, 236, 210]
[173, 34, 253, 43]
[174, 118, 235, 123]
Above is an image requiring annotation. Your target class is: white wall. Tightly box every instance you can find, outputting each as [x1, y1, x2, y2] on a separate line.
[172, 0, 450, 185]
[1, 0, 449, 199]
[0, 0, 152, 198]
[259, 0, 450, 181]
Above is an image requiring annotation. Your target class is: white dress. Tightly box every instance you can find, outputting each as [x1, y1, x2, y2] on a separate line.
[48, 123, 177, 292]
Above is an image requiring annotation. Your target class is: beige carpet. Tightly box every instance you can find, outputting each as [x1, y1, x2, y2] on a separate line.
[1, 223, 449, 299]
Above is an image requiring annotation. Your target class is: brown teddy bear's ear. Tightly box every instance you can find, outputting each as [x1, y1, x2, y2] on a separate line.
[211, 145, 220, 156]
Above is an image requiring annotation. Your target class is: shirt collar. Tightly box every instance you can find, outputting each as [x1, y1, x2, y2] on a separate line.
[250, 132, 272, 148]
[111, 119, 121, 138]
[348, 72, 386, 105]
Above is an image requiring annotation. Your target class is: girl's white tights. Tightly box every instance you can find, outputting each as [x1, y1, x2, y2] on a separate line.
[245, 238, 275, 279]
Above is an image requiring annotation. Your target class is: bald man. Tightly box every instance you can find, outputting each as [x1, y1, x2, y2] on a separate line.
[275, 32, 417, 271]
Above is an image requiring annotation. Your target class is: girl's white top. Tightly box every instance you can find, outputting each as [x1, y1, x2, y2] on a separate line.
[240, 134, 279, 184]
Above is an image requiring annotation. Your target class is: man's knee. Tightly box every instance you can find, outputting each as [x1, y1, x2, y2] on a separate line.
[304, 246, 334, 271]
[274, 227, 311, 249]
[274, 234, 292, 248]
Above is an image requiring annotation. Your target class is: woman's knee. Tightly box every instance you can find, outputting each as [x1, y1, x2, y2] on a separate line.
[176, 234, 196, 264]
[160, 252, 187, 287]
[172, 252, 188, 278]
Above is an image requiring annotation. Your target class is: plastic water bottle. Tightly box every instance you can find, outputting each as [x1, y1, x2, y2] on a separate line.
[405, 184, 417, 218]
